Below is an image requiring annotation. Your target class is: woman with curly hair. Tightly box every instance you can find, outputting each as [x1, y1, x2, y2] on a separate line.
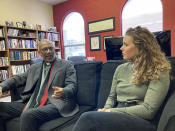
[72, 26, 171, 131]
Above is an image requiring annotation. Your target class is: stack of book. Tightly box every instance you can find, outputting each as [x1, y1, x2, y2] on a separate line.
[0, 57, 9, 66]
[7, 29, 19, 36]
[0, 70, 8, 81]
[9, 51, 38, 60]
[0, 40, 6, 50]
[8, 39, 37, 48]
[0, 28, 4, 37]
[38, 32, 59, 41]
[11, 64, 30, 75]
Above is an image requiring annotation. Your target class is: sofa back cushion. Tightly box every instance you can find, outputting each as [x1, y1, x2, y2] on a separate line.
[97, 60, 127, 108]
[74, 61, 102, 107]
[67, 56, 86, 64]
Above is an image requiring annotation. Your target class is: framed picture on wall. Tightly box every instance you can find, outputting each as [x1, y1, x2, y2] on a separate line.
[90, 35, 101, 51]
[103, 35, 113, 50]
[88, 17, 115, 34]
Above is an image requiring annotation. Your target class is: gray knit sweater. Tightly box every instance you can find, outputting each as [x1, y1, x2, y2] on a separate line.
[104, 62, 170, 120]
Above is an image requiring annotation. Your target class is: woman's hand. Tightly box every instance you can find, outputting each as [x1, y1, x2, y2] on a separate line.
[98, 108, 110, 112]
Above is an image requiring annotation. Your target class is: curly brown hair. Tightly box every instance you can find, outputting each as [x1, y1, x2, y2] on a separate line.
[125, 26, 171, 85]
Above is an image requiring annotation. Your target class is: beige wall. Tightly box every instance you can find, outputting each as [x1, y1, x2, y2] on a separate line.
[0, 0, 53, 29]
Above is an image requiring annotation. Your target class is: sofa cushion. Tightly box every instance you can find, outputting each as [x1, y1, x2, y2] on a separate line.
[97, 60, 127, 108]
[6, 117, 20, 131]
[67, 56, 86, 64]
[39, 106, 93, 131]
[74, 61, 102, 106]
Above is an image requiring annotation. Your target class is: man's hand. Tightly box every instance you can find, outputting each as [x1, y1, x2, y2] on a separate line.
[98, 108, 110, 112]
[52, 86, 64, 99]
[0, 86, 3, 97]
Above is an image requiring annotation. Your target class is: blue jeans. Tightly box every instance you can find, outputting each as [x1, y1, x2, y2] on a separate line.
[72, 111, 156, 131]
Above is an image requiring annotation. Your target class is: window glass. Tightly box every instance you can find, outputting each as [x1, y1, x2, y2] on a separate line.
[122, 0, 163, 35]
[63, 12, 86, 59]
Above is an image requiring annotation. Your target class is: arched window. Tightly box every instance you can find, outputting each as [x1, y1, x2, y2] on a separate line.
[122, 0, 163, 35]
[63, 12, 86, 59]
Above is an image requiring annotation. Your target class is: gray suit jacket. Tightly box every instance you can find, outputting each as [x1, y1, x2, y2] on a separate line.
[0, 58, 79, 117]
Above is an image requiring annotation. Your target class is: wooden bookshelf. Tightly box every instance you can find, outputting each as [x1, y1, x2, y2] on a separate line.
[5, 26, 60, 76]
[0, 26, 9, 83]
[0, 25, 61, 98]
[0, 25, 10, 97]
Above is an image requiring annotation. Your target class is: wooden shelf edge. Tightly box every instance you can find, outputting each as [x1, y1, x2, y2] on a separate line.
[7, 26, 36, 31]
[10, 60, 31, 62]
[7, 35, 37, 39]
[38, 30, 59, 33]
[9, 48, 38, 50]
[0, 50, 8, 52]
[0, 66, 9, 68]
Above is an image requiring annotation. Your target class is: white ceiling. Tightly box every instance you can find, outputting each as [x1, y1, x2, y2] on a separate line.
[38, 0, 68, 5]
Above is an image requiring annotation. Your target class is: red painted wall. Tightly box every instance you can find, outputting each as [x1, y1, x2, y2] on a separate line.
[162, 0, 175, 56]
[53, 0, 175, 62]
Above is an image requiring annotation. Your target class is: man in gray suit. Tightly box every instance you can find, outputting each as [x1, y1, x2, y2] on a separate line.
[0, 39, 79, 131]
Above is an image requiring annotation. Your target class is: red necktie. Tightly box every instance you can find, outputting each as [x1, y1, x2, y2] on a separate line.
[39, 64, 54, 106]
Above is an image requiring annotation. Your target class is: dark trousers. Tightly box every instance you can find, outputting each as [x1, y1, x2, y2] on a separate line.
[72, 111, 156, 131]
[0, 102, 60, 131]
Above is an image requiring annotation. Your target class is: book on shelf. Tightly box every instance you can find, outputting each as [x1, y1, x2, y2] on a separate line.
[8, 39, 37, 48]
[27, 31, 36, 38]
[0, 40, 6, 50]
[18, 30, 36, 38]
[0, 57, 9, 66]
[38, 32, 45, 39]
[38, 32, 59, 41]
[54, 33, 59, 41]
[0, 70, 9, 81]
[7, 28, 19, 36]
[10, 51, 38, 60]
[0, 28, 4, 37]
[11, 64, 30, 75]
[8, 39, 18, 48]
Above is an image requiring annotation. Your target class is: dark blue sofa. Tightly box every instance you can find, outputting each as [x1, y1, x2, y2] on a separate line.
[4, 57, 175, 131]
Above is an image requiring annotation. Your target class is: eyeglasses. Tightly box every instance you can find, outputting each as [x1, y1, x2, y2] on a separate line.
[41, 47, 54, 52]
